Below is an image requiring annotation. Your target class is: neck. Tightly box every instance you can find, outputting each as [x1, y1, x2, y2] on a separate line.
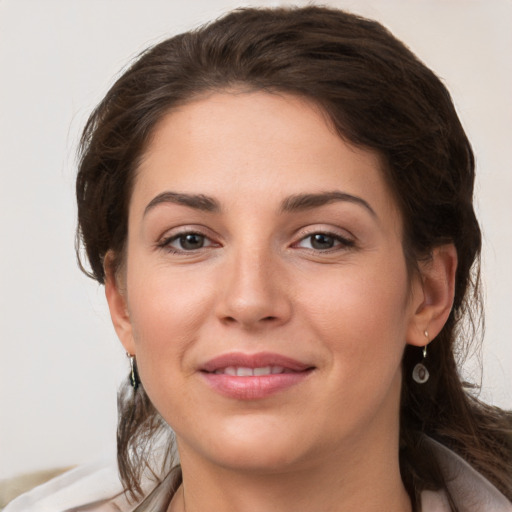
[168, 432, 411, 512]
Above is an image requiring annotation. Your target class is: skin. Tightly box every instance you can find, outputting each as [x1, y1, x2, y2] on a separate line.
[106, 91, 457, 512]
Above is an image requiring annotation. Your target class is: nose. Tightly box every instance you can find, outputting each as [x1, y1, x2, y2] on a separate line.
[215, 247, 292, 329]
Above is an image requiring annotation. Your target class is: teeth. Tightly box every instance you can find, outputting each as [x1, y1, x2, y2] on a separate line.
[214, 366, 287, 376]
[236, 367, 253, 377]
[253, 366, 272, 376]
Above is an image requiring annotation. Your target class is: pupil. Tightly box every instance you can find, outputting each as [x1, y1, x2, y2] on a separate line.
[311, 234, 334, 249]
[180, 234, 204, 250]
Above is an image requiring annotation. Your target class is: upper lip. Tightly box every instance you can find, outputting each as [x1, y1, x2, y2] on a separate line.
[200, 352, 314, 373]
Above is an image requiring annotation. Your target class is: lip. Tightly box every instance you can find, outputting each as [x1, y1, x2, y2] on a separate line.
[200, 352, 315, 400]
[201, 352, 312, 373]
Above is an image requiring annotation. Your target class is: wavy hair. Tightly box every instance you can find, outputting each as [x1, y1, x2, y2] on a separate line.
[76, 6, 512, 509]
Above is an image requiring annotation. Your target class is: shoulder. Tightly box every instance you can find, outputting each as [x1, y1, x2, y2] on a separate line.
[420, 437, 512, 512]
[2, 456, 174, 512]
[3, 458, 132, 512]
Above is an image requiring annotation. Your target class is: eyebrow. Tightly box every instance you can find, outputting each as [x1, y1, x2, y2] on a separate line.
[144, 192, 220, 216]
[280, 191, 376, 217]
[143, 190, 376, 218]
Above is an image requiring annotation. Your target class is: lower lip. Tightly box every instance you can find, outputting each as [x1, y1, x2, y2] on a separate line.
[201, 371, 313, 400]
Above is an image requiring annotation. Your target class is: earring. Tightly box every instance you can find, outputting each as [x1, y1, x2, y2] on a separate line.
[412, 331, 430, 384]
[127, 353, 140, 390]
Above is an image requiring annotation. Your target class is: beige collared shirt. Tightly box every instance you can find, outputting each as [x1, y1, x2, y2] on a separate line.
[4, 438, 511, 512]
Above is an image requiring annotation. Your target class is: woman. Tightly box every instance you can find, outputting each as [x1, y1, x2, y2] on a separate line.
[6, 5, 511, 512]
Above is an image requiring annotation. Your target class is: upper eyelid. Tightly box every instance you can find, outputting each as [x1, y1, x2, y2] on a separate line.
[293, 225, 355, 241]
[154, 224, 356, 247]
[160, 231, 216, 245]
[157, 225, 218, 241]
[299, 231, 352, 241]
[293, 233, 354, 248]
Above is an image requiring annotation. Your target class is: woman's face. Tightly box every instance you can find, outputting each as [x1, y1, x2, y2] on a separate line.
[108, 91, 427, 473]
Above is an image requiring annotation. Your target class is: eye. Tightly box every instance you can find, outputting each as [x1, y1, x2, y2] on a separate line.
[160, 232, 216, 252]
[295, 232, 354, 251]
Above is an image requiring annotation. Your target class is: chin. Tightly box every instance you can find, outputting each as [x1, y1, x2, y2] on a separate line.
[178, 416, 312, 473]
[213, 441, 305, 474]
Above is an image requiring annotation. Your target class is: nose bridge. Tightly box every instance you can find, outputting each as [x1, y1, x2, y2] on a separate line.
[217, 237, 290, 327]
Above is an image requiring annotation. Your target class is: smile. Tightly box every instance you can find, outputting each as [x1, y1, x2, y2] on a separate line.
[200, 352, 314, 400]
[212, 366, 294, 376]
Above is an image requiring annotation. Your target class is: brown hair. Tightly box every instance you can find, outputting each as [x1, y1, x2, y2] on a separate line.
[76, 6, 512, 509]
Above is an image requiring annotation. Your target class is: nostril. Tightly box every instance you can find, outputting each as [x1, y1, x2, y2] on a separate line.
[221, 315, 277, 326]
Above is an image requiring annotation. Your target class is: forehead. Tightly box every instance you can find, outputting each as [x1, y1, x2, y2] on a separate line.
[132, 91, 399, 222]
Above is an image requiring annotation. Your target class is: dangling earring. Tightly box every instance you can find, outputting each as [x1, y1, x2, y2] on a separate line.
[127, 353, 140, 390]
[412, 330, 430, 384]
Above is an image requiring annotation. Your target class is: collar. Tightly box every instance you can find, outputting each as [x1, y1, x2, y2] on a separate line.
[5, 438, 510, 512]
[420, 437, 512, 512]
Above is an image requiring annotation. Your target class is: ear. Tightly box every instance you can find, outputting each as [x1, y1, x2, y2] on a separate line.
[104, 251, 136, 355]
[406, 244, 457, 347]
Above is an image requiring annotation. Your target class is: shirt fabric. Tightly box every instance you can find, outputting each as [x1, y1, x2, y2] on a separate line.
[4, 438, 511, 512]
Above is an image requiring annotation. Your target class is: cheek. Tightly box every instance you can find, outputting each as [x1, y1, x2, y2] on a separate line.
[124, 264, 215, 386]
[300, 256, 411, 368]
[127, 259, 211, 332]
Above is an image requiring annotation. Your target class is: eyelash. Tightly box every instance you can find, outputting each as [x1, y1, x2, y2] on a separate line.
[293, 231, 355, 252]
[157, 229, 355, 255]
[157, 231, 217, 254]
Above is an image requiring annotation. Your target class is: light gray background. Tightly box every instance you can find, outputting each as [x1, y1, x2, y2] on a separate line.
[1, 0, 510, 479]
